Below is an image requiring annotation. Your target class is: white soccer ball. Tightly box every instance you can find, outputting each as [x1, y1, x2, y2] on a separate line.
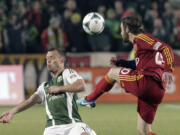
[82, 12, 105, 35]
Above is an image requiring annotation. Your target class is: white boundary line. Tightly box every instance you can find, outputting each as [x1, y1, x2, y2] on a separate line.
[164, 104, 180, 109]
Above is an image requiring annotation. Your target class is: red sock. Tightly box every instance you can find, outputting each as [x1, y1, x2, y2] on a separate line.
[86, 75, 114, 101]
[147, 132, 157, 135]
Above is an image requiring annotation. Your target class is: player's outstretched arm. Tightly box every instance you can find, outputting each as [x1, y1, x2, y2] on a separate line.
[110, 57, 136, 69]
[48, 79, 85, 94]
[0, 93, 42, 123]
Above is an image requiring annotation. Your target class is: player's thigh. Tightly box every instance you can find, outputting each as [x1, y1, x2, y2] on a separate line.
[137, 114, 152, 134]
[68, 123, 96, 135]
[118, 68, 142, 96]
[137, 99, 159, 125]
[107, 67, 122, 83]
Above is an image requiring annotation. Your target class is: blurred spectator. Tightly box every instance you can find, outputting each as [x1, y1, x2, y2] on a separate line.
[97, 4, 106, 18]
[0, 28, 7, 53]
[175, 9, 180, 42]
[41, 16, 69, 51]
[105, 8, 120, 38]
[28, 1, 42, 32]
[5, 12, 24, 53]
[136, 0, 150, 18]
[163, 2, 175, 33]
[0, 5, 7, 52]
[65, 0, 79, 13]
[172, 9, 180, 49]
[0, 5, 7, 30]
[41, 0, 48, 11]
[144, 9, 159, 32]
[0, 0, 180, 53]
[151, 1, 158, 11]
[169, 0, 180, 9]
[48, 5, 57, 18]
[122, 6, 136, 17]
[162, 2, 175, 45]
[22, 19, 39, 53]
[105, 8, 121, 51]
[17, 1, 27, 22]
[63, 9, 73, 25]
[65, 13, 88, 52]
[40, 0, 51, 30]
[114, 0, 124, 19]
[152, 18, 167, 41]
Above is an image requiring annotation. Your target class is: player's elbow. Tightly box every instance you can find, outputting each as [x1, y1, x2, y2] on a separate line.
[76, 79, 86, 92]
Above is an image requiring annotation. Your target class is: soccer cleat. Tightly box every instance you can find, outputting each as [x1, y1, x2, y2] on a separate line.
[147, 132, 157, 135]
[76, 97, 96, 108]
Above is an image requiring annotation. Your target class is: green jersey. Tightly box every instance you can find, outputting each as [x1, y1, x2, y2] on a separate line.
[35, 69, 83, 128]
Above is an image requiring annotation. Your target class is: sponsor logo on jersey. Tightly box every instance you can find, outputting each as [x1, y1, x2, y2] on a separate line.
[153, 41, 162, 50]
[47, 93, 65, 102]
[57, 76, 63, 83]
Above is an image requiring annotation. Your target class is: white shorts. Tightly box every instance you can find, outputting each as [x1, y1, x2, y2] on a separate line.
[43, 122, 96, 135]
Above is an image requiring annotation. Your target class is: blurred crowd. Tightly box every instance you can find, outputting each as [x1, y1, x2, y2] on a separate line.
[0, 0, 180, 53]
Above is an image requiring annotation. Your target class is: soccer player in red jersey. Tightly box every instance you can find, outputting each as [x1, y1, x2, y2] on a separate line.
[77, 16, 174, 135]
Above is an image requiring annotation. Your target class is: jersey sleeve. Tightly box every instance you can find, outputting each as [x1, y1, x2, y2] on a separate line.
[34, 82, 46, 103]
[63, 69, 83, 85]
[159, 45, 174, 72]
[135, 34, 157, 51]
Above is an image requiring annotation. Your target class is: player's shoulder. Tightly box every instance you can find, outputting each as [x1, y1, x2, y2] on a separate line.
[63, 68, 77, 73]
[63, 68, 78, 76]
[39, 82, 46, 87]
[63, 68, 82, 82]
[135, 33, 156, 45]
[37, 82, 47, 91]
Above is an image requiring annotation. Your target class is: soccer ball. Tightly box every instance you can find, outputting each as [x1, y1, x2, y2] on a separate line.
[82, 12, 105, 35]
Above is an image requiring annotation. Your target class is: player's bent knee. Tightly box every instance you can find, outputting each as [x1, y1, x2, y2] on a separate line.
[107, 67, 121, 82]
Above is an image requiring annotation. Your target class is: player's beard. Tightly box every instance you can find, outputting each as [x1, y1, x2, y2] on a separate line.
[122, 31, 129, 42]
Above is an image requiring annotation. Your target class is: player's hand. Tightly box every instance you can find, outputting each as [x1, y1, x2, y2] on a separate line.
[48, 86, 61, 94]
[76, 97, 96, 108]
[162, 72, 174, 85]
[110, 57, 117, 66]
[0, 111, 14, 123]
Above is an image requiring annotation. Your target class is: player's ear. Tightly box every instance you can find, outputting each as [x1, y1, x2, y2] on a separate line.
[60, 57, 65, 64]
[125, 26, 130, 33]
[59, 57, 63, 61]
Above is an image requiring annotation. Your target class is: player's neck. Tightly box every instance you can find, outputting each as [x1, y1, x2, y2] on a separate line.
[52, 67, 64, 78]
[129, 33, 136, 44]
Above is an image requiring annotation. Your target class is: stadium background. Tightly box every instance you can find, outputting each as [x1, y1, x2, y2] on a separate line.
[0, 0, 180, 135]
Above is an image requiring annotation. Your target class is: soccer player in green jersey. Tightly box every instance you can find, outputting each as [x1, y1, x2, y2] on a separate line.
[0, 48, 96, 135]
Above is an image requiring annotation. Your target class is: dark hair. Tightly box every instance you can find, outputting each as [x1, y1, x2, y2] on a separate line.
[120, 15, 144, 34]
[47, 48, 65, 58]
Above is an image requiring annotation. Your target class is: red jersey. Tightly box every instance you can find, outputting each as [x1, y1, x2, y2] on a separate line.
[133, 33, 174, 83]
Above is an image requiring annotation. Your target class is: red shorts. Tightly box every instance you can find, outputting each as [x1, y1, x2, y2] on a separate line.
[119, 68, 165, 124]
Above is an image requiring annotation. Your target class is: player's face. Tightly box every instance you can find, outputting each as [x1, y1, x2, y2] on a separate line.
[46, 51, 64, 73]
[120, 23, 129, 42]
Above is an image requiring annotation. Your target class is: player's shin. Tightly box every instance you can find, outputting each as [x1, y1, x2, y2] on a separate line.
[86, 75, 114, 101]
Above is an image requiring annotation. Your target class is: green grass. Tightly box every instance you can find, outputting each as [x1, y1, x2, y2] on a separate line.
[0, 103, 180, 135]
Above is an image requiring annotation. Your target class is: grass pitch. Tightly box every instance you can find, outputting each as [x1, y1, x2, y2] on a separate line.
[0, 103, 180, 135]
